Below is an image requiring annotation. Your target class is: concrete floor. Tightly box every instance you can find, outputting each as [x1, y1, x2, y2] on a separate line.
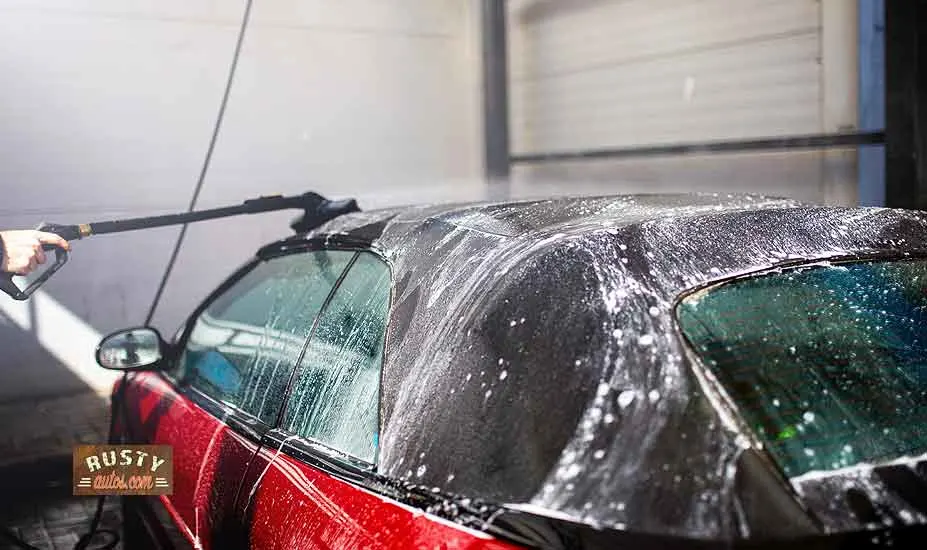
[0, 456, 122, 549]
[0, 387, 120, 549]
[0, 296, 125, 549]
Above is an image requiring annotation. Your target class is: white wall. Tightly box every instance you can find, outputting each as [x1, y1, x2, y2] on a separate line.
[0, 0, 485, 395]
[0, 0, 244, 332]
[149, 0, 486, 332]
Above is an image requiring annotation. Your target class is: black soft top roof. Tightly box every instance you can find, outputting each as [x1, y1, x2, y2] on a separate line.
[299, 194, 927, 539]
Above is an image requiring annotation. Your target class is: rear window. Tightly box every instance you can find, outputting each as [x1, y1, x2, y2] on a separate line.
[677, 258, 927, 477]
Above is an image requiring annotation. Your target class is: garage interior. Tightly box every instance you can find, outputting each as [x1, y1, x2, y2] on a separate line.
[0, 0, 924, 547]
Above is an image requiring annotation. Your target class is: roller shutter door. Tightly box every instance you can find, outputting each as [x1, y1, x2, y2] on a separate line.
[506, 0, 847, 204]
[508, 0, 821, 152]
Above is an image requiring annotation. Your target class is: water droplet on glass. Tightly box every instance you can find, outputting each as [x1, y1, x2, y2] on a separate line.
[509, 320, 517, 327]
[803, 411, 815, 423]
[618, 390, 636, 408]
[499, 370, 508, 380]
[562, 463, 582, 480]
[484, 389, 492, 400]
[604, 413, 616, 424]
[648, 306, 660, 317]
[804, 448, 815, 457]
[648, 389, 660, 403]
[498, 358, 504, 365]
[575, 359, 582, 366]
[772, 398, 781, 407]
[416, 465, 427, 477]
[612, 328, 623, 338]
[593, 449, 605, 460]
[638, 334, 654, 346]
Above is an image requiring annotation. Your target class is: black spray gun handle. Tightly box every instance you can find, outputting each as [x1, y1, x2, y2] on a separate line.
[0, 222, 74, 301]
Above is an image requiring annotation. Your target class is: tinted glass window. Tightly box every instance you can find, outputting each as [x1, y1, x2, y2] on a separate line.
[677, 259, 927, 477]
[282, 252, 390, 463]
[179, 251, 354, 424]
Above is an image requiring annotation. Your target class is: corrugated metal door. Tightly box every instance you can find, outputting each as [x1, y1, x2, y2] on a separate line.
[507, 0, 852, 204]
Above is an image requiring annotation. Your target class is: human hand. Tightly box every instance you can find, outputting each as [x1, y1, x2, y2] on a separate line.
[0, 230, 70, 275]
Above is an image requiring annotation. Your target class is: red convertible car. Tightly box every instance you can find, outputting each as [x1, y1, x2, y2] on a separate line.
[97, 194, 927, 549]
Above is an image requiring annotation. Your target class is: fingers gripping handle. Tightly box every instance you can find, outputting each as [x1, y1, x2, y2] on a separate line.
[0, 223, 71, 300]
[0, 246, 68, 300]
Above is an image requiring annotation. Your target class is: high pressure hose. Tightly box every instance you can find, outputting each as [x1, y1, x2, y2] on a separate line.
[145, 0, 255, 327]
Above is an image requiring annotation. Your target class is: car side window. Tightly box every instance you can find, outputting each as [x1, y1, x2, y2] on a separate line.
[282, 252, 390, 463]
[178, 250, 355, 425]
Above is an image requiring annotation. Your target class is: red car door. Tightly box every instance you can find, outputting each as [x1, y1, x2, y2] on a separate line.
[122, 371, 262, 548]
[234, 251, 520, 549]
[122, 247, 355, 549]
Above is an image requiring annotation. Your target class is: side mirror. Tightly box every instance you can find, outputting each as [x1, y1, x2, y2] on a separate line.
[96, 327, 166, 371]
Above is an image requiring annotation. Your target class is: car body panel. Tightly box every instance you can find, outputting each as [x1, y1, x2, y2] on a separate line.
[123, 371, 261, 549]
[239, 446, 520, 550]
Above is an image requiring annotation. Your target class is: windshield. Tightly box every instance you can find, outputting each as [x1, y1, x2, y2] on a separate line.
[677, 258, 927, 477]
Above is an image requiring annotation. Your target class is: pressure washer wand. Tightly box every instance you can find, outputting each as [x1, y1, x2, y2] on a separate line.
[0, 191, 359, 301]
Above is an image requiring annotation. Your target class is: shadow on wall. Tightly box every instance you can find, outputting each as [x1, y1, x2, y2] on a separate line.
[0, 309, 91, 401]
[0, 294, 117, 401]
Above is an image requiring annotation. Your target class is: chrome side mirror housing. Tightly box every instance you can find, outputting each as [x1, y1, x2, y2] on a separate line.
[96, 327, 166, 371]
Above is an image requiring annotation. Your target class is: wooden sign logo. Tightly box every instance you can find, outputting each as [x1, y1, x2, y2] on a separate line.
[73, 445, 172, 495]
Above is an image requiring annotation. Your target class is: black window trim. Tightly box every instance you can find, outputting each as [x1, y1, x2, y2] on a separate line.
[264, 428, 373, 481]
[154, 236, 372, 444]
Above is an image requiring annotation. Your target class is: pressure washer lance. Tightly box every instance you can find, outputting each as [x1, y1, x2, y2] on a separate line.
[0, 191, 360, 301]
